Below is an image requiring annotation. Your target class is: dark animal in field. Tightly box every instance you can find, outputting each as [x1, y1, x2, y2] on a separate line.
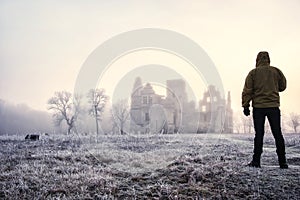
[25, 134, 40, 141]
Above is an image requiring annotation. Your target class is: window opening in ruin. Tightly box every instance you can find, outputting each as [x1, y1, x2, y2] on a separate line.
[143, 96, 147, 104]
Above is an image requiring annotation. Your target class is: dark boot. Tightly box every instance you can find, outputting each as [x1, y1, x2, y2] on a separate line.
[248, 154, 261, 168]
[279, 163, 288, 169]
[248, 161, 261, 168]
[278, 154, 288, 169]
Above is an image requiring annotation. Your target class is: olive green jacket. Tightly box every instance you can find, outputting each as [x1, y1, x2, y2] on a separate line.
[242, 65, 286, 108]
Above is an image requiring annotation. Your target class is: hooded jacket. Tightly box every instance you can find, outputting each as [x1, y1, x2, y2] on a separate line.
[242, 51, 286, 108]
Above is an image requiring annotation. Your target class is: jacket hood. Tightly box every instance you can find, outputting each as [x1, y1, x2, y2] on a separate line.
[256, 51, 270, 67]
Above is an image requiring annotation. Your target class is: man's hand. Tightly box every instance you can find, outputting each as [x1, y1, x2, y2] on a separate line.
[243, 107, 250, 116]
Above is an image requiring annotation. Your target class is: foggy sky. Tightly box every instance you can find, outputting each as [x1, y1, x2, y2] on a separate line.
[1, 0, 300, 115]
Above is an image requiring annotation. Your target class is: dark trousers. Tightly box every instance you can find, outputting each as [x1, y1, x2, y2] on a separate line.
[252, 107, 287, 164]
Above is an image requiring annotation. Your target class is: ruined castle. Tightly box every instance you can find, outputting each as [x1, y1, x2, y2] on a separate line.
[130, 77, 233, 134]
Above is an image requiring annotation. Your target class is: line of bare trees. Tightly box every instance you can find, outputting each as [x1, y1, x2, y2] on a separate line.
[47, 89, 130, 135]
[233, 112, 300, 134]
[47, 90, 300, 135]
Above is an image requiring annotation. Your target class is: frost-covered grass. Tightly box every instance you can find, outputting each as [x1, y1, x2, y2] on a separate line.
[0, 133, 299, 199]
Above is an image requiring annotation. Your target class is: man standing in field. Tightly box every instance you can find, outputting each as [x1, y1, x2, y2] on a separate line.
[242, 51, 288, 169]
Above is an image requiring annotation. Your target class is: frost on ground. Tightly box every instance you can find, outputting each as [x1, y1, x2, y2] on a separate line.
[0, 133, 299, 199]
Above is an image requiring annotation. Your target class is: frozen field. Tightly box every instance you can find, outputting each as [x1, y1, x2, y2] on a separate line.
[0, 133, 299, 199]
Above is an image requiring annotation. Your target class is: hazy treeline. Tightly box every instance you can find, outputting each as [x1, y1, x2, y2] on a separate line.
[1, 95, 299, 135]
[0, 99, 52, 135]
[233, 111, 300, 134]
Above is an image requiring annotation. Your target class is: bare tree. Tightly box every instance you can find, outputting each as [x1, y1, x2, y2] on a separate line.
[47, 91, 81, 134]
[289, 112, 300, 133]
[87, 89, 108, 135]
[112, 99, 130, 134]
